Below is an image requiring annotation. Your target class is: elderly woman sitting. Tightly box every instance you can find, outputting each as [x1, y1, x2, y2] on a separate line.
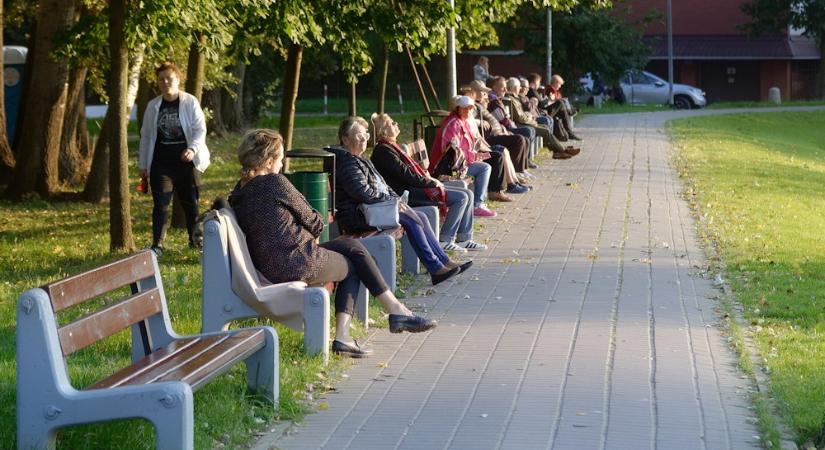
[369, 113, 487, 253]
[430, 95, 503, 215]
[228, 129, 436, 358]
[327, 116, 470, 285]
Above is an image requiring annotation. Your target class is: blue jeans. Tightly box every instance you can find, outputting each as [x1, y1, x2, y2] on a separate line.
[537, 115, 553, 127]
[399, 209, 450, 274]
[441, 186, 474, 242]
[466, 162, 491, 207]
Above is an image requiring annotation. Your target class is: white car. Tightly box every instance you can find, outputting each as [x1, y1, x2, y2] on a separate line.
[620, 70, 706, 109]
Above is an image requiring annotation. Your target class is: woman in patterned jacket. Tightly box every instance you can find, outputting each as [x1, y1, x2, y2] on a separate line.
[229, 129, 436, 358]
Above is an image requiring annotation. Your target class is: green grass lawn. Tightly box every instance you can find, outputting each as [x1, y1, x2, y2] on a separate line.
[0, 122, 397, 448]
[671, 110, 825, 447]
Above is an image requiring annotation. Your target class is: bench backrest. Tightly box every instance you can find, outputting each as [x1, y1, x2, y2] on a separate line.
[203, 208, 306, 331]
[42, 251, 163, 357]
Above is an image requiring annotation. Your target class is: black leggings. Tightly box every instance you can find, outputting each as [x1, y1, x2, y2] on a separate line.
[317, 239, 390, 316]
[149, 161, 199, 246]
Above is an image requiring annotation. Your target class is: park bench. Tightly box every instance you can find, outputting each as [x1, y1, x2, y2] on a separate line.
[16, 250, 278, 450]
[200, 208, 330, 359]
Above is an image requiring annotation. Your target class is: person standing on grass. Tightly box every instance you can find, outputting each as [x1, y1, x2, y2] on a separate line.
[138, 61, 210, 256]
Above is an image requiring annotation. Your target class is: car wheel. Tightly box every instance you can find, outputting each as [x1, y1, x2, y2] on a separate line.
[673, 95, 693, 109]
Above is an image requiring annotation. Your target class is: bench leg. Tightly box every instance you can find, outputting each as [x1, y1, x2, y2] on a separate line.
[400, 235, 422, 274]
[302, 288, 330, 361]
[243, 327, 279, 404]
[355, 235, 396, 329]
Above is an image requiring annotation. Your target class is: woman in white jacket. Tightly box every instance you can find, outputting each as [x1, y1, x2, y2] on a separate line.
[138, 62, 210, 254]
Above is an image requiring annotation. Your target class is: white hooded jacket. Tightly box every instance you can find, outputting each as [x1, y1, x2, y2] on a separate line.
[138, 91, 210, 175]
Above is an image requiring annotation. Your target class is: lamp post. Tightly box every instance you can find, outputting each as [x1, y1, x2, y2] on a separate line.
[546, 8, 552, 81]
[446, 0, 457, 98]
[666, 0, 674, 105]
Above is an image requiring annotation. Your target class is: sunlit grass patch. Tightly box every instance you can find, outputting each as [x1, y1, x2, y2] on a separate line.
[671, 110, 825, 447]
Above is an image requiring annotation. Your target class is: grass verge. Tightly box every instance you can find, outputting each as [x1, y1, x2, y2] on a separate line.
[670, 110, 825, 448]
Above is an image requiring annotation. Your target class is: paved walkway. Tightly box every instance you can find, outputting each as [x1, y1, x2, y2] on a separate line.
[257, 111, 766, 450]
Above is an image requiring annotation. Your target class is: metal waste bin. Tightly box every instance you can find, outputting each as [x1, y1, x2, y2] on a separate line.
[3, 46, 27, 144]
[286, 171, 330, 242]
[285, 148, 336, 243]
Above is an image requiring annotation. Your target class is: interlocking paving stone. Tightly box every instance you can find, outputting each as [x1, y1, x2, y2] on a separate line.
[253, 111, 769, 450]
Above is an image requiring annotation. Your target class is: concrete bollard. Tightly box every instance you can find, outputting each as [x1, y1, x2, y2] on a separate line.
[594, 94, 603, 109]
[768, 87, 781, 105]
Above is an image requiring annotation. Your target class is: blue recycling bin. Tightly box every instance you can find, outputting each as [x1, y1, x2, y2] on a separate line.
[4, 46, 27, 144]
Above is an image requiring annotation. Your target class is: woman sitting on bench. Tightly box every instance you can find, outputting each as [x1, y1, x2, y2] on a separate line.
[229, 129, 436, 358]
[327, 116, 471, 286]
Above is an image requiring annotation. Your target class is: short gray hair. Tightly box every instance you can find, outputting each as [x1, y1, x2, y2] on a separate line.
[506, 77, 521, 93]
[338, 116, 369, 144]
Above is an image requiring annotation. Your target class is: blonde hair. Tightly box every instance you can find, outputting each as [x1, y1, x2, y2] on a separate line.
[237, 129, 284, 180]
[551, 74, 565, 86]
[370, 113, 396, 141]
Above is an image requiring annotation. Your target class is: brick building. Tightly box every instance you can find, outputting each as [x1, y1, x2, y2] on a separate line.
[624, 0, 821, 102]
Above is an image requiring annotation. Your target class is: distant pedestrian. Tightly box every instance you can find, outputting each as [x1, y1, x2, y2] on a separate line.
[138, 61, 210, 255]
[473, 56, 491, 82]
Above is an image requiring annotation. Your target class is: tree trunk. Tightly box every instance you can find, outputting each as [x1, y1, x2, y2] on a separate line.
[221, 61, 246, 131]
[377, 44, 389, 115]
[82, 47, 144, 202]
[0, 0, 15, 179]
[348, 79, 357, 116]
[4, 0, 74, 199]
[136, 76, 153, 131]
[185, 33, 206, 101]
[205, 88, 226, 136]
[108, 0, 133, 251]
[817, 34, 825, 99]
[279, 43, 303, 155]
[59, 65, 89, 186]
[81, 113, 110, 202]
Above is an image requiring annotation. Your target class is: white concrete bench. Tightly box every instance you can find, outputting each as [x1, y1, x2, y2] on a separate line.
[16, 251, 278, 450]
[200, 208, 330, 360]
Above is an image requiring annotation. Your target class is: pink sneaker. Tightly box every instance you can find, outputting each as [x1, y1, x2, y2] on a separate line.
[473, 204, 497, 217]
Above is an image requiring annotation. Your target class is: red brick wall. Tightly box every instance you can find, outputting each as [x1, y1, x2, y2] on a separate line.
[622, 0, 755, 35]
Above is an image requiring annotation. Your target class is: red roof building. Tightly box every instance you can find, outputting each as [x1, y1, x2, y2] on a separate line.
[625, 0, 821, 102]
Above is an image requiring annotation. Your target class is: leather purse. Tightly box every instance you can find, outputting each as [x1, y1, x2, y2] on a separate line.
[359, 199, 400, 230]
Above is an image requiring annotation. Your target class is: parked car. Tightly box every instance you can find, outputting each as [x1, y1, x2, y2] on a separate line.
[619, 70, 706, 109]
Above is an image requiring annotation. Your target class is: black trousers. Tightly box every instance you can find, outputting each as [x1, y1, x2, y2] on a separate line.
[318, 239, 390, 316]
[149, 161, 199, 247]
[487, 134, 529, 172]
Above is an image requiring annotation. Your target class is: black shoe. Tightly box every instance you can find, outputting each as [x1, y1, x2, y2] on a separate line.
[569, 134, 583, 141]
[431, 266, 461, 285]
[388, 314, 438, 333]
[150, 245, 164, 257]
[332, 340, 373, 358]
[527, 161, 539, 169]
[458, 261, 473, 273]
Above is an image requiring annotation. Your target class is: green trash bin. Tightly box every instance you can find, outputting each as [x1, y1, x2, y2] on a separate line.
[287, 171, 330, 242]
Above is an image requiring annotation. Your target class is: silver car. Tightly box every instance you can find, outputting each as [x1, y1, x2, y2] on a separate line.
[620, 70, 707, 109]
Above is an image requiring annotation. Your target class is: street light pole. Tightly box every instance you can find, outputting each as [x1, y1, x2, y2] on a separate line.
[666, 0, 674, 105]
[546, 8, 552, 82]
[446, 0, 457, 98]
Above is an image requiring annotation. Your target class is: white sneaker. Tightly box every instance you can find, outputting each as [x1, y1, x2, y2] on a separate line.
[441, 241, 468, 253]
[456, 240, 488, 251]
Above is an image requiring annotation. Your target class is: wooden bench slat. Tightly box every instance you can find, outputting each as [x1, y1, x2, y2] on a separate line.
[162, 330, 266, 390]
[87, 336, 205, 389]
[91, 330, 265, 391]
[92, 335, 228, 388]
[46, 251, 156, 312]
[57, 287, 162, 356]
